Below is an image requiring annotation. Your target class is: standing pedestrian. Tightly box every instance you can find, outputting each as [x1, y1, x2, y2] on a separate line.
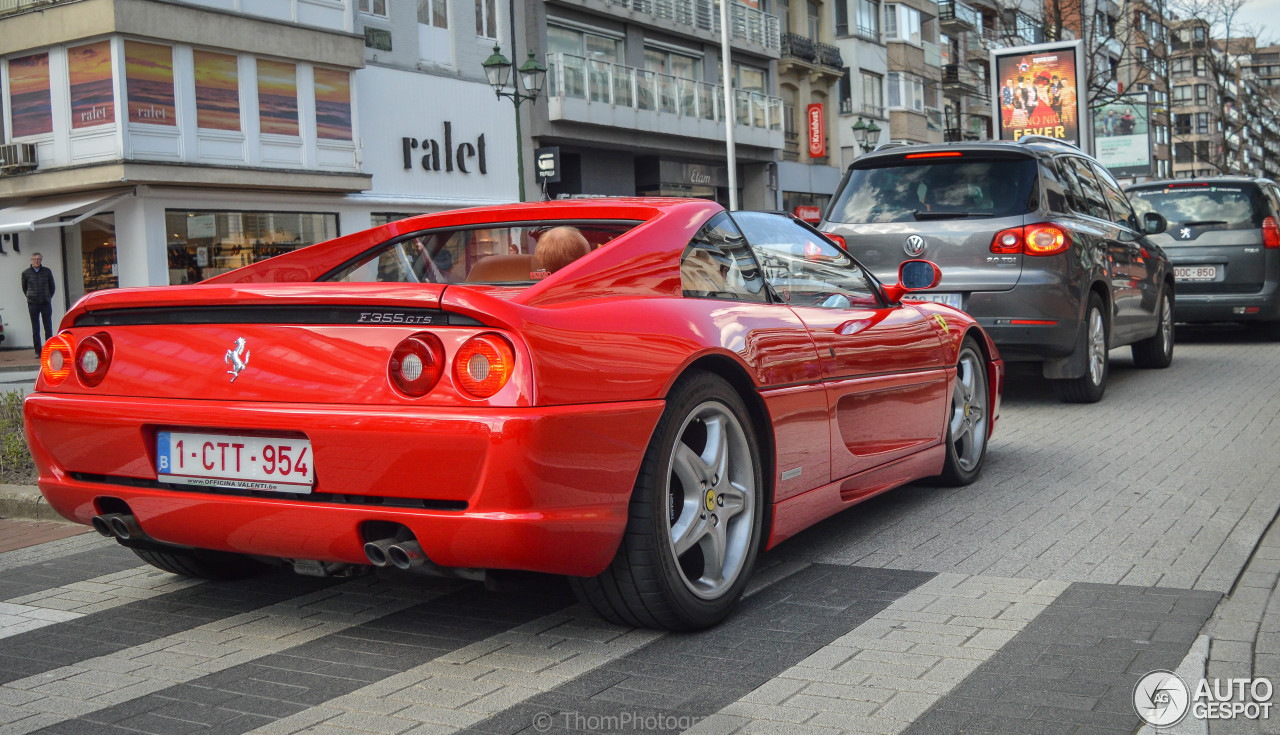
[21, 252, 55, 357]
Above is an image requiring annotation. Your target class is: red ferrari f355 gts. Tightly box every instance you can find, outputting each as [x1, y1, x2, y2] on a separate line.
[24, 199, 1002, 630]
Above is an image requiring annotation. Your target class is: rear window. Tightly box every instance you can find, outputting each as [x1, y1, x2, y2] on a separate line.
[324, 222, 635, 284]
[828, 157, 1039, 224]
[1128, 185, 1266, 230]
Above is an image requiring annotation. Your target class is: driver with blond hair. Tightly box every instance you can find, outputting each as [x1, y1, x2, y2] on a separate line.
[534, 226, 591, 274]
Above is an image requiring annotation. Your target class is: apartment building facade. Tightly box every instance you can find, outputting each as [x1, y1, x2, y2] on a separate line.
[0, 0, 521, 349]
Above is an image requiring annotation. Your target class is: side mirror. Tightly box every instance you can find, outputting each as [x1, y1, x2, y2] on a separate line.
[1142, 212, 1168, 235]
[882, 259, 942, 303]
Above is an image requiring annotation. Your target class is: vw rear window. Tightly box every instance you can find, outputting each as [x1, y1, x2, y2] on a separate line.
[828, 157, 1039, 224]
[1128, 185, 1264, 230]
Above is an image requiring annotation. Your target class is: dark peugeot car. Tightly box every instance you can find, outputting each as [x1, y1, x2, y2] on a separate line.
[820, 137, 1175, 403]
[1126, 177, 1280, 337]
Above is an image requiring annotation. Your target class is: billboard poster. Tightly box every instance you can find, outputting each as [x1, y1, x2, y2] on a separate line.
[1092, 95, 1151, 177]
[991, 40, 1086, 148]
[8, 52, 52, 138]
[125, 41, 176, 125]
[313, 67, 352, 140]
[68, 41, 114, 129]
[257, 60, 299, 136]
[194, 50, 241, 131]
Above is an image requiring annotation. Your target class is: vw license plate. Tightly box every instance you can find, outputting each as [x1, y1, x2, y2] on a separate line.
[157, 431, 314, 493]
[907, 293, 963, 309]
[1175, 265, 1218, 281]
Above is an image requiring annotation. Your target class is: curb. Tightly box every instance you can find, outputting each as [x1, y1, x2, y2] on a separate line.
[0, 483, 64, 522]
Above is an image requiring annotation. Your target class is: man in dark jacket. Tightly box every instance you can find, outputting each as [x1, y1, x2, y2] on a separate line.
[21, 252, 55, 356]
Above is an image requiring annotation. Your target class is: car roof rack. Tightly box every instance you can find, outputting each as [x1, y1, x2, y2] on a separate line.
[1017, 134, 1078, 149]
[872, 140, 918, 152]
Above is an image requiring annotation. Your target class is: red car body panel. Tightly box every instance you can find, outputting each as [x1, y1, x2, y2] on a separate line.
[26, 198, 1002, 578]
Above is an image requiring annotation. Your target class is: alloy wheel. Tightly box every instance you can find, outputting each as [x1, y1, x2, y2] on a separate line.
[949, 348, 988, 473]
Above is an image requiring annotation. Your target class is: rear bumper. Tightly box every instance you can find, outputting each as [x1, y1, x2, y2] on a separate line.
[965, 280, 1081, 361]
[1173, 281, 1280, 322]
[23, 393, 665, 577]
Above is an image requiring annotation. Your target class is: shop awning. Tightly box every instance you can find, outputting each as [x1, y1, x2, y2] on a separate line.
[0, 190, 134, 235]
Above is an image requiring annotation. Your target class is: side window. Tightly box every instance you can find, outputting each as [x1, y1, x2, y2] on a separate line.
[1062, 157, 1111, 221]
[1264, 184, 1280, 216]
[731, 211, 880, 309]
[680, 213, 769, 302]
[1041, 162, 1070, 214]
[1054, 157, 1087, 213]
[1091, 162, 1138, 229]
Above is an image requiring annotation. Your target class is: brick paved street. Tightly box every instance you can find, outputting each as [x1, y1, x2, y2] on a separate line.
[0, 329, 1277, 735]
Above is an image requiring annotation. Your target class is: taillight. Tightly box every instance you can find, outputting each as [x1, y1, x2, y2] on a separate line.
[991, 227, 1023, 254]
[454, 334, 515, 398]
[40, 333, 74, 386]
[75, 333, 113, 387]
[1024, 224, 1071, 256]
[388, 334, 445, 397]
[1264, 216, 1280, 248]
[825, 233, 847, 250]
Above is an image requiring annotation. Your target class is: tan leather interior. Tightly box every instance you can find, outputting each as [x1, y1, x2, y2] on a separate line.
[465, 254, 534, 282]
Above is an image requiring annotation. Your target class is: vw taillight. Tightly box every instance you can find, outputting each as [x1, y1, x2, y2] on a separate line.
[1264, 216, 1280, 248]
[75, 333, 113, 387]
[990, 227, 1024, 254]
[40, 334, 74, 386]
[454, 334, 515, 398]
[825, 234, 847, 249]
[1024, 224, 1071, 256]
[389, 334, 445, 397]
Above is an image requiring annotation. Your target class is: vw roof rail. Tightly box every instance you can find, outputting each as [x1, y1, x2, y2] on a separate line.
[1017, 134, 1078, 149]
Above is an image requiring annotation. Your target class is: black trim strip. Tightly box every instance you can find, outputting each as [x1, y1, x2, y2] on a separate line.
[70, 472, 469, 512]
[73, 306, 483, 328]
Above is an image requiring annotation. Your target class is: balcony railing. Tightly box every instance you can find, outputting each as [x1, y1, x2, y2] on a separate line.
[861, 103, 886, 119]
[0, 0, 68, 17]
[603, 0, 780, 50]
[782, 32, 818, 62]
[943, 64, 980, 92]
[938, 0, 979, 31]
[923, 40, 943, 67]
[817, 42, 844, 68]
[545, 52, 784, 130]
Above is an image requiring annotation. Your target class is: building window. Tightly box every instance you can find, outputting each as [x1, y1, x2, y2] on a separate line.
[855, 0, 880, 40]
[807, 0, 821, 39]
[1172, 58, 1191, 78]
[68, 42, 114, 130]
[476, 0, 497, 39]
[61, 213, 117, 304]
[886, 71, 923, 111]
[418, 0, 451, 64]
[165, 210, 339, 285]
[8, 52, 53, 138]
[861, 69, 883, 117]
[547, 25, 622, 99]
[1195, 83, 1208, 105]
[125, 41, 177, 126]
[257, 60, 299, 136]
[1172, 85, 1191, 103]
[194, 51, 241, 132]
[838, 68, 853, 113]
[313, 68, 352, 141]
[358, 0, 387, 16]
[777, 0, 792, 35]
[1196, 111, 1210, 134]
[1173, 113, 1191, 134]
[835, 0, 848, 36]
[884, 4, 920, 44]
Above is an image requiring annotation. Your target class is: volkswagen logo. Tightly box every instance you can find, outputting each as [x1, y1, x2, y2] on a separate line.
[904, 235, 926, 257]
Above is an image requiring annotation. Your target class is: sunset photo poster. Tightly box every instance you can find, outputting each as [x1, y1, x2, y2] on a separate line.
[69, 41, 115, 129]
[257, 60, 299, 136]
[9, 53, 53, 138]
[313, 67, 352, 140]
[194, 50, 241, 131]
[125, 41, 176, 125]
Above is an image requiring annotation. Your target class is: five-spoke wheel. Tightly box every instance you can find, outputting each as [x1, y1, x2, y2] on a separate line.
[938, 337, 990, 485]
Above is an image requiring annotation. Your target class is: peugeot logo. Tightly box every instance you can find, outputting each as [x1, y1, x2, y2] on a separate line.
[904, 235, 926, 257]
[224, 337, 250, 382]
[1179, 227, 1192, 240]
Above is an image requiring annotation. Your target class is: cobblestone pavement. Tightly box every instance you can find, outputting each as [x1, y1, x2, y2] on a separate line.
[0, 329, 1277, 735]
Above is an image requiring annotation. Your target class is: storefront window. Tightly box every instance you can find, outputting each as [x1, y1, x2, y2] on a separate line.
[61, 214, 118, 305]
[371, 213, 417, 226]
[165, 210, 338, 284]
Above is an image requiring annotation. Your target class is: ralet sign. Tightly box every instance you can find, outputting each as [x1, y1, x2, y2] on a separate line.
[402, 121, 488, 174]
[807, 104, 825, 157]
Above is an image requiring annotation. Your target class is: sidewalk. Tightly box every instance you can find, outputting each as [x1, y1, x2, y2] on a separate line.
[0, 484, 88, 552]
[0, 348, 39, 373]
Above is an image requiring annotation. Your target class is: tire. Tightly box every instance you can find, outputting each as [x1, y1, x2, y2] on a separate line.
[937, 337, 990, 486]
[570, 372, 765, 631]
[129, 546, 269, 580]
[1131, 291, 1174, 368]
[1052, 293, 1109, 404]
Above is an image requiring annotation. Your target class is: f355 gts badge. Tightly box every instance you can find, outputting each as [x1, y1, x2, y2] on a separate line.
[224, 337, 251, 382]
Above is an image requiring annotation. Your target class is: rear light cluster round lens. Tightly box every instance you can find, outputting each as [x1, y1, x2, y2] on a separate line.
[388, 335, 445, 397]
[40, 335, 74, 386]
[455, 334, 516, 398]
[75, 333, 113, 387]
[989, 224, 1071, 257]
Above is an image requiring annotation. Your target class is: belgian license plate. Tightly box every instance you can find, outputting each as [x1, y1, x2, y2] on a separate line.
[157, 431, 314, 493]
[1175, 265, 1218, 281]
[908, 293, 963, 309]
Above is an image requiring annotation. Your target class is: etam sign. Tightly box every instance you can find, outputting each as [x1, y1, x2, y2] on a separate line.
[402, 122, 488, 174]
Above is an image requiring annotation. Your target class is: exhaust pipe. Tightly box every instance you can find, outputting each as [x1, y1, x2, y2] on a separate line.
[108, 514, 144, 541]
[363, 538, 396, 567]
[387, 540, 427, 570]
[91, 514, 123, 537]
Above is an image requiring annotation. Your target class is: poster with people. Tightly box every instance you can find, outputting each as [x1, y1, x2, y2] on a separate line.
[992, 40, 1084, 147]
[1092, 96, 1152, 177]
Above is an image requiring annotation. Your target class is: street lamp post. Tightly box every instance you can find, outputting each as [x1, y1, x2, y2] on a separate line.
[482, 45, 547, 202]
[851, 117, 882, 154]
